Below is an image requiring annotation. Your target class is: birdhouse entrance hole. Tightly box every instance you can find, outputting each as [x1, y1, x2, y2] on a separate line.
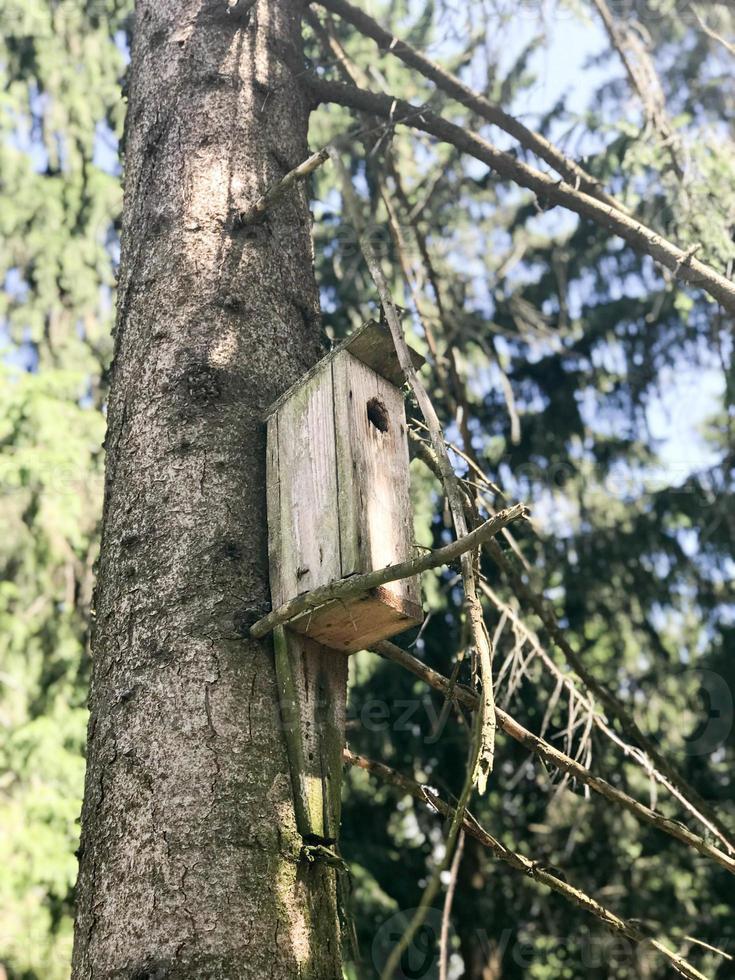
[366, 397, 389, 433]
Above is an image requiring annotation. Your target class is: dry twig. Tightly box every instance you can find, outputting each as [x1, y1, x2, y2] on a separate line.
[307, 75, 735, 313]
[371, 640, 735, 876]
[408, 434, 735, 854]
[329, 144, 502, 980]
[250, 505, 525, 639]
[345, 748, 710, 980]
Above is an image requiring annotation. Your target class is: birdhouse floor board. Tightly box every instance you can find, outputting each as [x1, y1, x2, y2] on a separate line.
[288, 587, 423, 654]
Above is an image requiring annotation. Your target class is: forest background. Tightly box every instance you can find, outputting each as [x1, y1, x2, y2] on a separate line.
[1, 1, 733, 977]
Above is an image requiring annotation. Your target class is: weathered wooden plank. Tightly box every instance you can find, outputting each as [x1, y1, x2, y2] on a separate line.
[265, 412, 283, 608]
[301, 637, 348, 840]
[288, 588, 423, 654]
[331, 351, 361, 577]
[277, 364, 341, 602]
[371, 365, 423, 612]
[264, 319, 424, 420]
[332, 350, 422, 612]
[273, 627, 348, 841]
[345, 318, 422, 388]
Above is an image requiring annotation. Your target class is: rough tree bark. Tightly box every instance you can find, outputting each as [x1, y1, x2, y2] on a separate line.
[72, 1, 342, 977]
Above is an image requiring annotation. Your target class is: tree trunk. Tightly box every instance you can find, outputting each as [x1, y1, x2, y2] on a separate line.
[72, 2, 342, 977]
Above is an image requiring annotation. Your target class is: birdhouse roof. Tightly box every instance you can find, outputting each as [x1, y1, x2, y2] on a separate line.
[264, 319, 425, 419]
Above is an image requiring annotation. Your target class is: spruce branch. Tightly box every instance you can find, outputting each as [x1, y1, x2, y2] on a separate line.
[372, 639, 735, 876]
[307, 75, 735, 314]
[345, 749, 710, 980]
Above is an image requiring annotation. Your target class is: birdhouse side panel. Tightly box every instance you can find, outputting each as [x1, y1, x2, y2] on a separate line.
[265, 413, 284, 607]
[267, 367, 341, 608]
[331, 350, 422, 613]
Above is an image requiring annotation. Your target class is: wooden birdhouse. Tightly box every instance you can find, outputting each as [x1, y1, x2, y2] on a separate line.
[265, 320, 424, 653]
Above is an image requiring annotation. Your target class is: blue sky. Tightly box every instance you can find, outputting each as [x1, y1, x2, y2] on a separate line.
[482, 2, 724, 477]
[5, 2, 725, 480]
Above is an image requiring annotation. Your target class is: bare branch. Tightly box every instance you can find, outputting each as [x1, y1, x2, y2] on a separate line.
[328, 144, 502, 980]
[690, 4, 735, 57]
[439, 829, 464, 980]
[329, 145, 500, 789]
[591, 0, 683, 178]
[372, 639, 735, 876]
[483, 535, 735, 854]
[315, 0, 623, 209]
[250, 505, 526, 639]
[382, 172, 480, 459]
[236, 147, 330, 225]
[309, 9, 474, 464]
[307, 75, 735, 313]
[409, 434, 735, 854]
[344, 748, 710, 980]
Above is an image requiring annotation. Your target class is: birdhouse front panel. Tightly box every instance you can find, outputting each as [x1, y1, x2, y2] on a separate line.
[332, 350, 421, 609]
[265, 329, 423, 653]
[266, 366, 341, 610]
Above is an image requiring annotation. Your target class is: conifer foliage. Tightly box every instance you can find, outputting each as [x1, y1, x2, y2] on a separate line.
[1, 1, 733, 977]
[1, 2, 130, 975]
